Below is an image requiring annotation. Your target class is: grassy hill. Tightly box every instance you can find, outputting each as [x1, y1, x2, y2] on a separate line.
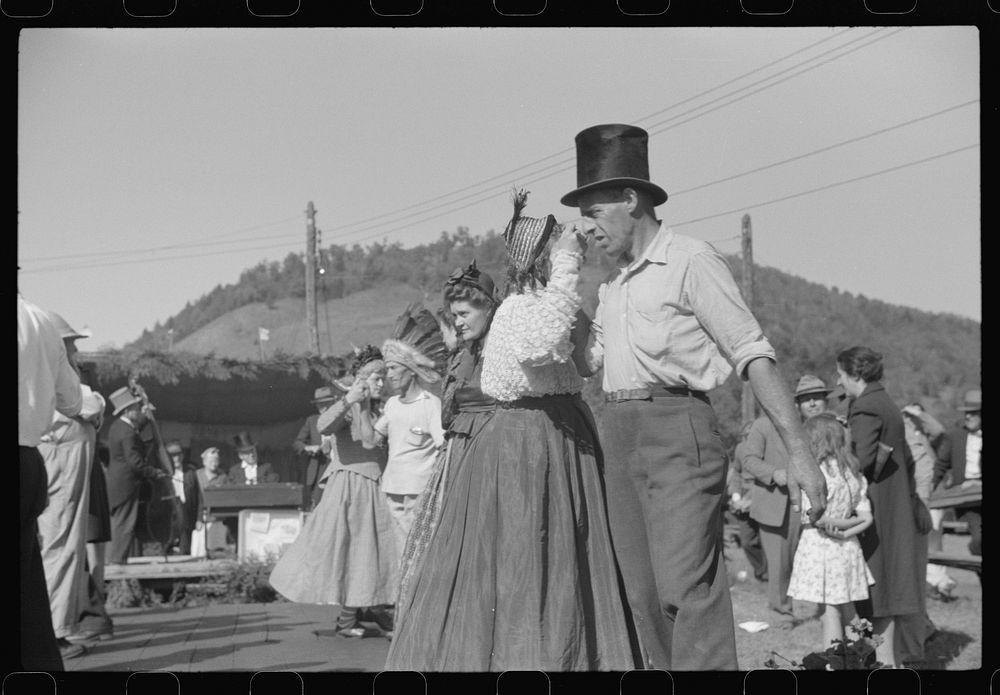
[174, 283, 426, 360]
[136, 228, 979, 445]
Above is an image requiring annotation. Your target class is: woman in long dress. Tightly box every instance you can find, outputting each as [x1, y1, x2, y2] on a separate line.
[268, 347, 397, 637]
[386, 196, 641, 671]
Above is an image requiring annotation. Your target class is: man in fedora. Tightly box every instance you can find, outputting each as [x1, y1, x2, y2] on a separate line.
[106, 385, 164, 564]
[793, 374, 833, 421]
[933, 388, 982, 557]
[293, 386, 340, 509]
[228, 432, 279, 486]
[564, 123, 827, 669]
[743, 374, 830, 629]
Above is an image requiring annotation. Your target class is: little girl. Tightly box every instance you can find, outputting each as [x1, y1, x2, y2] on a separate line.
[788, 413, 875, 651]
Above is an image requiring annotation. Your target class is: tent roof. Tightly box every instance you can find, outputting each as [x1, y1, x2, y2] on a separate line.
[80, 349, 348, 426]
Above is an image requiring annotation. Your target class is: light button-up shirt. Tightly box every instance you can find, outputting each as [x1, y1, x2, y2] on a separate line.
[965, 429, 982, 481]
[588, 224, 776, 393]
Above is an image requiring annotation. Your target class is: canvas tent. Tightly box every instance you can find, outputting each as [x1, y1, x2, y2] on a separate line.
[81, 349, 349, 483]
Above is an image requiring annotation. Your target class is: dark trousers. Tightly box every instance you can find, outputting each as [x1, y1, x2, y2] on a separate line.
[730, 511, 768, 581]
[957, 506, 982, 556]
[758, 506, 800, 616]
[20, 446, 64, 671]
[600, 395, 738, 671]
[109, 495, 139, 564]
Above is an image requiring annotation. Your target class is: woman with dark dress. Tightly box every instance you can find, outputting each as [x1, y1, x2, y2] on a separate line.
[386, 193, 640, 671]
[836, 346, 927, 668]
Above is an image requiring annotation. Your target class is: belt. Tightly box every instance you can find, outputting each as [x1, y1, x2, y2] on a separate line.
[604, 385, 705, 403]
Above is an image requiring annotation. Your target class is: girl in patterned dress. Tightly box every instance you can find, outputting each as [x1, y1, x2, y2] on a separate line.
[788, 413, 875, 652]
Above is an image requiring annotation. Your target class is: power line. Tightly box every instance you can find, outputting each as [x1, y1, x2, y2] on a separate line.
[672, 143, 979, 229]
[289, 29, 881, 242]
[19, 215, 300, 264]
[22, 28, 903, 267]
[25, 142, 975, 276]
[321, 28, 908, 247]
[670, 99, 978, 197]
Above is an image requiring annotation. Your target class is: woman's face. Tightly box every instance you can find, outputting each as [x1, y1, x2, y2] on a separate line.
[836, 366, 865, 399]
[450, 300, 491, 342]
[364, 368, 386, 400]
[204, 454, 221, 474]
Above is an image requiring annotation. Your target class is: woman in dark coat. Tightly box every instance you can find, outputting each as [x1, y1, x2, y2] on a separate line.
[836, 346, 926, 668]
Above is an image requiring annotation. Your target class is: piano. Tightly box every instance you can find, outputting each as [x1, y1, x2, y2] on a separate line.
[202, 483, 306, 518]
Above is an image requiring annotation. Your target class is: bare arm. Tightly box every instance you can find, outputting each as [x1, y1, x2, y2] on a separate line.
[744, 357, 827, 523]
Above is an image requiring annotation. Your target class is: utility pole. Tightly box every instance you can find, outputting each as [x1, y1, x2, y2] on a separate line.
[741, 214, 756, 427]
[305, 201, 320, 356]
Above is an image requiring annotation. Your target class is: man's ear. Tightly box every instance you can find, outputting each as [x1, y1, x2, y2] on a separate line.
[622, 187, 640, 214]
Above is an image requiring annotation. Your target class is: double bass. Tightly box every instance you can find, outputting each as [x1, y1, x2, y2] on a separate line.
[129, 376, 186, 559]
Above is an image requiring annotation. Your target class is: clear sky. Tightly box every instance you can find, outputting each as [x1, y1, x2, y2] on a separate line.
[17, 26, 980, 350]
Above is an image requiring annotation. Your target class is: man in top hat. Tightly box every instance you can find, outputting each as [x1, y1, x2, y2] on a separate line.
[293, 386, 341, 510]
[19, 292, 84, 670]
[164, 440, 200, 555]
[374, 335, 445, 563]
[227, 432, 279, 485]
[743, 374, 831, 628]
[35, 312, 107, 656]
[563, 123, 827, 669]
[105, 385, 164, 564]
[933, 388, 983, 557]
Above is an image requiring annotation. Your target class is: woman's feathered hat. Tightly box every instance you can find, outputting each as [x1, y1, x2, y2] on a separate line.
[381, 302, 450, 384]
[445, 259, 497, 301]
[503, 188, 557, 276]
[348, 344, 384, 378]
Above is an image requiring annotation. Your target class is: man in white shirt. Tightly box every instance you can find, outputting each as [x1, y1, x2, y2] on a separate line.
[374, 338, 445, 562]
[18, 294, 84, 670]
[36, 312, 107, 653]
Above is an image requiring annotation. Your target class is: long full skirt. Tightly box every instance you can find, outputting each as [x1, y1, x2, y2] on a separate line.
[269, 468, 397, 607]
[386, 395, 640, 671]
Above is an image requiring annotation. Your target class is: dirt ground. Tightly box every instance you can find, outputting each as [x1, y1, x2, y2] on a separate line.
[726, 528, 982, 670]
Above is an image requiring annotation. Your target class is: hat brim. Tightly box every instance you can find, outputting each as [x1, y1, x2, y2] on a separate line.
[795, 388, 833, 398]
[560, 178, 668, 208]
[959, 405, 982, 412]
[111, 398, 141, 417]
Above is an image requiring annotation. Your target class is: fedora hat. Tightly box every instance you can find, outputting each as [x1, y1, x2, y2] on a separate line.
[794, 374, 832, 399]
[233, 431, 257, 453]
[561, 124, 668, 208]
[46, 311, 92, 341]
[958, 388, 982, 412]
[311, 386, 338, 404]
[108, 386, 141, 417]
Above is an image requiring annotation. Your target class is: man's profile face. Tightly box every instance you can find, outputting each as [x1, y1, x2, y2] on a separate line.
[577, 188, 633, 260]
[386, 361, 415, 396]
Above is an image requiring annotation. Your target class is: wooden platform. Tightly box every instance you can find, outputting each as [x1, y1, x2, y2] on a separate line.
[105, 556, 238, 581]
[928, 551, 981, 573]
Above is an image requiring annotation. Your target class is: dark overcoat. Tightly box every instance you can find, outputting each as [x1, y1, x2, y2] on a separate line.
[848, 382, 926, 617]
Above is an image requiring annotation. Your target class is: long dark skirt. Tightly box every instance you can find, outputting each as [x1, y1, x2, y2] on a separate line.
[386, 394, 640, 672]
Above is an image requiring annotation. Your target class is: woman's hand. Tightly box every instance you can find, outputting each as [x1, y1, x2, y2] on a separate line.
[553, 219, 594, 257]
[344, 380, 369, 407]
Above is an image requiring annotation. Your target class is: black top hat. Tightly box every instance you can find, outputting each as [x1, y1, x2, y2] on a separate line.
[561, 124, 668, 208]
[233, 431, 257, 452]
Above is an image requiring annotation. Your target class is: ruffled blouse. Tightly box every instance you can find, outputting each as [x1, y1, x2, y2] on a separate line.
[481, 249, 584, 402]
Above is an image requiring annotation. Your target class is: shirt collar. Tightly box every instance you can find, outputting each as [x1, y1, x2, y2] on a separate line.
[621, 221, 672, 274]
[968, 429, 982, 438]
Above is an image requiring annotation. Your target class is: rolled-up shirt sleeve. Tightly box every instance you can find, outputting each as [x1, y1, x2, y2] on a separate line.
[686, 249, 775, 378]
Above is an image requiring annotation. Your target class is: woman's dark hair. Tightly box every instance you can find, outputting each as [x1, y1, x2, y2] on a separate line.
[836, 346, 884, 383]
[444, 282, 495, 311]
